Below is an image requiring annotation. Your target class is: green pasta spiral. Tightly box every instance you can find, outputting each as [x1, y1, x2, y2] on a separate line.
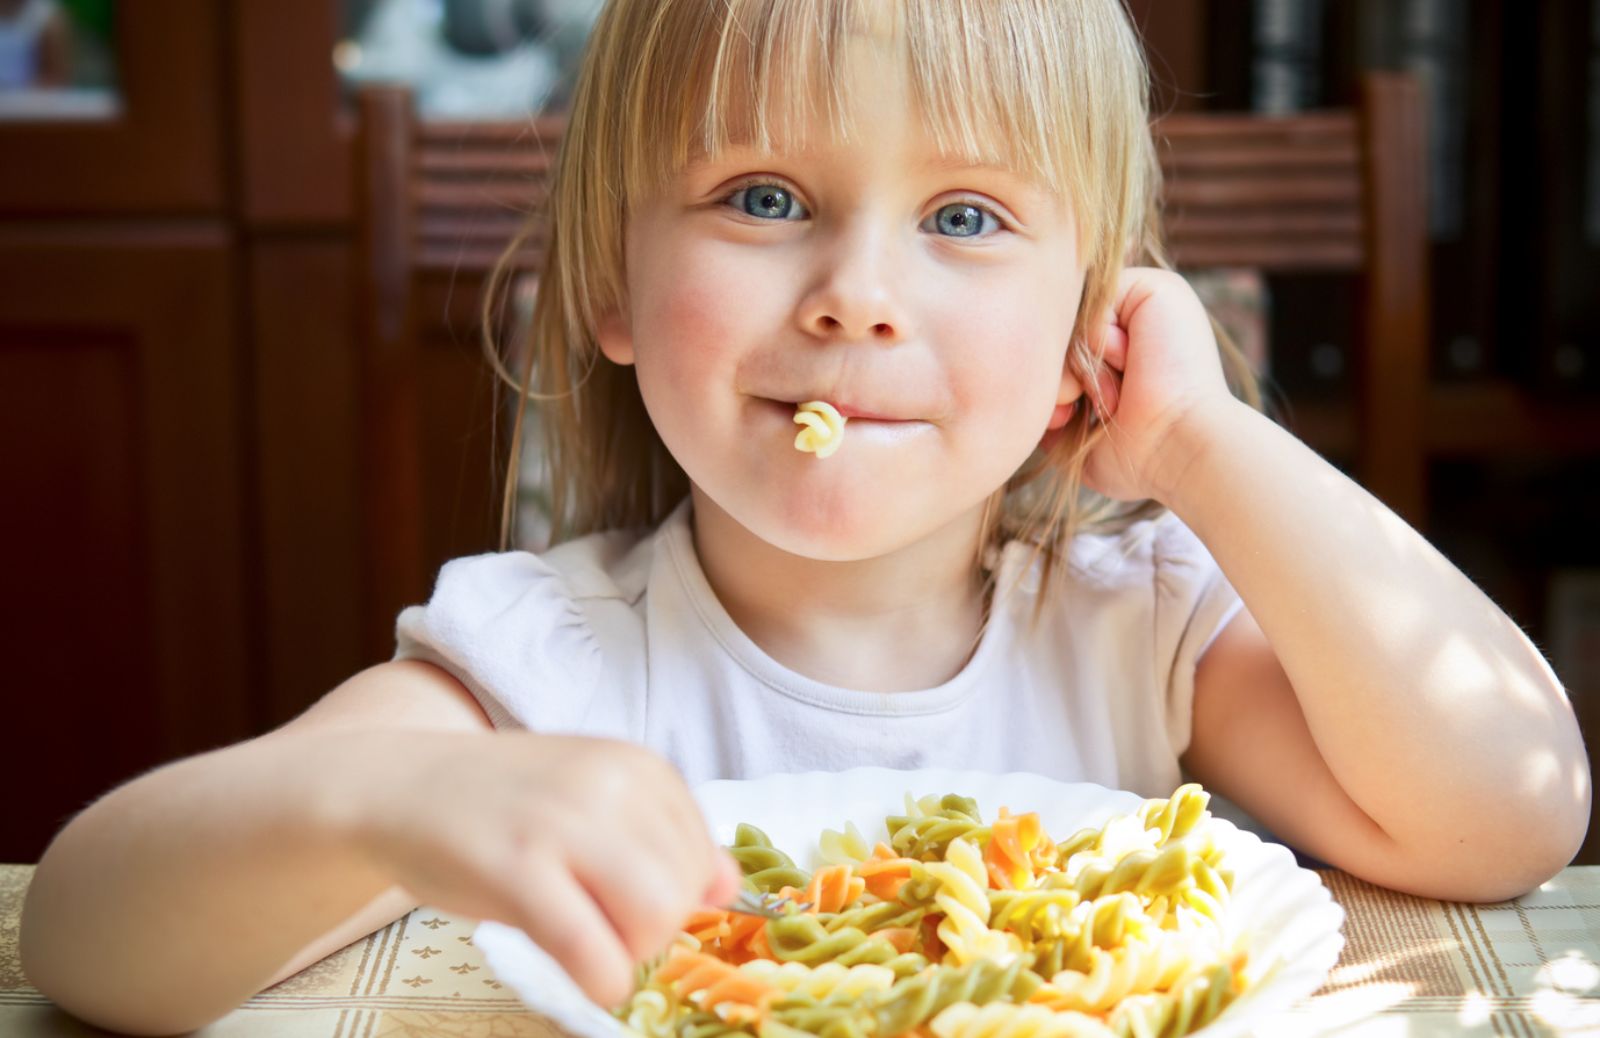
[731, 824, 810, 893]
[1027, 893, 1150, 977]
[987, 888, 1083, 941]
[682, 1011, 755, 1038]
[1105, 962, 1238, 1038]
[767, 914, 929, 977]
[885, 796, 989, 861]
[866, 958, 1043, 1037]
[818, 900, 927, 935]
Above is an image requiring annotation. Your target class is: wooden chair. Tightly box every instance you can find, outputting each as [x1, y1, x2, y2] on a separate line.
[352, 73, 1428, 658]
[353, 85, 562, 660]
[1156, 72, 1430, 524]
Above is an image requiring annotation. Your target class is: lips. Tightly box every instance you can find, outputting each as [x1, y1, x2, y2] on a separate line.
[770, 398, 909, 422]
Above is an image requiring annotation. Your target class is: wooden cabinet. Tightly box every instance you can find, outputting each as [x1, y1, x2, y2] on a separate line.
[0, 0, 224, 216]
[0, 228, 250, 862]
[0, 1, 245, 862]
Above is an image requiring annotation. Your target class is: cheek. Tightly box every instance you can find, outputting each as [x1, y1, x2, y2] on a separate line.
[942, 285, 1073, 442]
[633, 252, 750, 398]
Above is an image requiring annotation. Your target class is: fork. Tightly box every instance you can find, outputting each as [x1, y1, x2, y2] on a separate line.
[725, 888, 809, 918]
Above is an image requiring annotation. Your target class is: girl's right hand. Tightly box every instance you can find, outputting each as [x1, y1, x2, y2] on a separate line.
[343, 731, 743, 1007]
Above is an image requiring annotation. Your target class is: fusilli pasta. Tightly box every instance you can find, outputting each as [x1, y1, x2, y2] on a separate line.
[615, 784, 1255, 1038]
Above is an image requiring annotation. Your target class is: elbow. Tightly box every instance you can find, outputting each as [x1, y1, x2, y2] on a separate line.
[1414, 804, 1589, 905]
[21, 884, 235, 1037]
[23, 944, 229, 1037]
[1378, 778, 1590, 905]
[22, 970, 234, 1038]
[1452, 842, 1580, 905]
[1451, 736, 1593, 903]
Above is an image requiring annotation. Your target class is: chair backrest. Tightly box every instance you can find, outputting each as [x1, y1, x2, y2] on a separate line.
[1156, 72, 1430, 524]
[353, 86, 562, 659]
[352, 73, 1429, 657]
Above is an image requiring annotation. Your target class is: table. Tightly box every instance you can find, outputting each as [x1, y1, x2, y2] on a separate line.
[2, 864, 1597, 1036]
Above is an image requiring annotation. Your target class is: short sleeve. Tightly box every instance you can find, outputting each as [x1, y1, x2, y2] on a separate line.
[394, 551, 605, 732]
[1152, 513, 1244, 759]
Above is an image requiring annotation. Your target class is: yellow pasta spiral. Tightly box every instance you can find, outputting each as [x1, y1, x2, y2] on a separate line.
[622, 989, 684, 1038]
[1032, 930, 1225, 1014]
[1136, 785, 1210, 846]
[737, 961, 897, 1003]
[922, 838, 1021, 966]
[818, 821, 872, 865]
[929, 1002, 1115, 1038]
[793, 401, 847, 458]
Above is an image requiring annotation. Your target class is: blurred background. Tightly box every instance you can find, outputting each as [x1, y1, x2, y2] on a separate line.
[0, 0, 1596, 865]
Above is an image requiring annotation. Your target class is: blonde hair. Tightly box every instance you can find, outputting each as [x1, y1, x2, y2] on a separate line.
[485, 0, 1264, 595]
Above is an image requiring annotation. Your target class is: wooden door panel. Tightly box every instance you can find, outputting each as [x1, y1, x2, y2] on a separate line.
[250, 239, 366, 727]
[0, 227, 250, 863]
[0, 332, 161, 854]
[235, 0, 352, 226]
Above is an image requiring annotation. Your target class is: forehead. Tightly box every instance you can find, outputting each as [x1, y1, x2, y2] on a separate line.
[683, 46, 1047, 185]
[683, 4, 1067, 185]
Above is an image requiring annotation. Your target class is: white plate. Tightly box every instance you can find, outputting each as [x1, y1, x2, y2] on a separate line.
[476, 767, 1346, 1038]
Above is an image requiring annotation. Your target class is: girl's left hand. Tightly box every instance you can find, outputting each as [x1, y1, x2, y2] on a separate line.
[1072, 267, 1239, 505]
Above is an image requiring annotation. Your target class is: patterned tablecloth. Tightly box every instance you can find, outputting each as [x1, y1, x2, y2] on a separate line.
[2, 864, 1598, 1036]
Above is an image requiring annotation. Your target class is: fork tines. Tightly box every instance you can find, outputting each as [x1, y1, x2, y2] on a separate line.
[729, 889, 807, 918]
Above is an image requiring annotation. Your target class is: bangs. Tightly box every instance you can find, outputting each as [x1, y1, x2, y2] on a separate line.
[607, 0, 1146, 262]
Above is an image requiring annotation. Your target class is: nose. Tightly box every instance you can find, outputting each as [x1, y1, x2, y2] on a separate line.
[795, 223, 913, 343]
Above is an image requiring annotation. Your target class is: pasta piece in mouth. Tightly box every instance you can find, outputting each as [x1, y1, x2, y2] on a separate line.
[793, 400, 848, 458]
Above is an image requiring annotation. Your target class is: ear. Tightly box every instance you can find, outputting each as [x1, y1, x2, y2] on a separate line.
[595, 309, 635, 366]
[1048, 361, 1087, 430]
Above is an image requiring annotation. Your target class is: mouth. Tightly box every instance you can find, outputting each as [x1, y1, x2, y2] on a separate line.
[762, 397, 915, 423]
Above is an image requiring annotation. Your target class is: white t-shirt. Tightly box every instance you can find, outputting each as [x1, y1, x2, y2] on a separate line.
[393, 498, 1245, 801]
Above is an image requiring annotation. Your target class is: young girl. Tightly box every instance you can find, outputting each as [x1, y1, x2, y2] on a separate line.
[21, 0, 1588, 1033]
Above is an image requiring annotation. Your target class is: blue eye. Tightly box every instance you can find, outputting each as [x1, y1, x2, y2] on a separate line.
[925, 202, 999, 238]
[728, 182, 805, 220]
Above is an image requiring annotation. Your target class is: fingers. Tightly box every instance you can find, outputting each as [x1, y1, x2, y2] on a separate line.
[629, 752, 739, 906]
[1093, 313, 1130, 373]
[1080, 309, 1127, 426]
[1092, 364, 1122, 425]
[706, 849, 744, 906]
[644, 756, 741, 907]
[511, 861, 637, 1007]
[566, 757, 735, 968]
[574, 842, 699, 967]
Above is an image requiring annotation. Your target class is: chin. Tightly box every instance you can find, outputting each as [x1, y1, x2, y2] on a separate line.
[732, 483, 949, 562]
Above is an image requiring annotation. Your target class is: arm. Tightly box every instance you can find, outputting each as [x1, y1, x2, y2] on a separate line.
[20, 660, 490, 1035]
[22, 658, 741, 1036]
[1168, 399, 1590, 902]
